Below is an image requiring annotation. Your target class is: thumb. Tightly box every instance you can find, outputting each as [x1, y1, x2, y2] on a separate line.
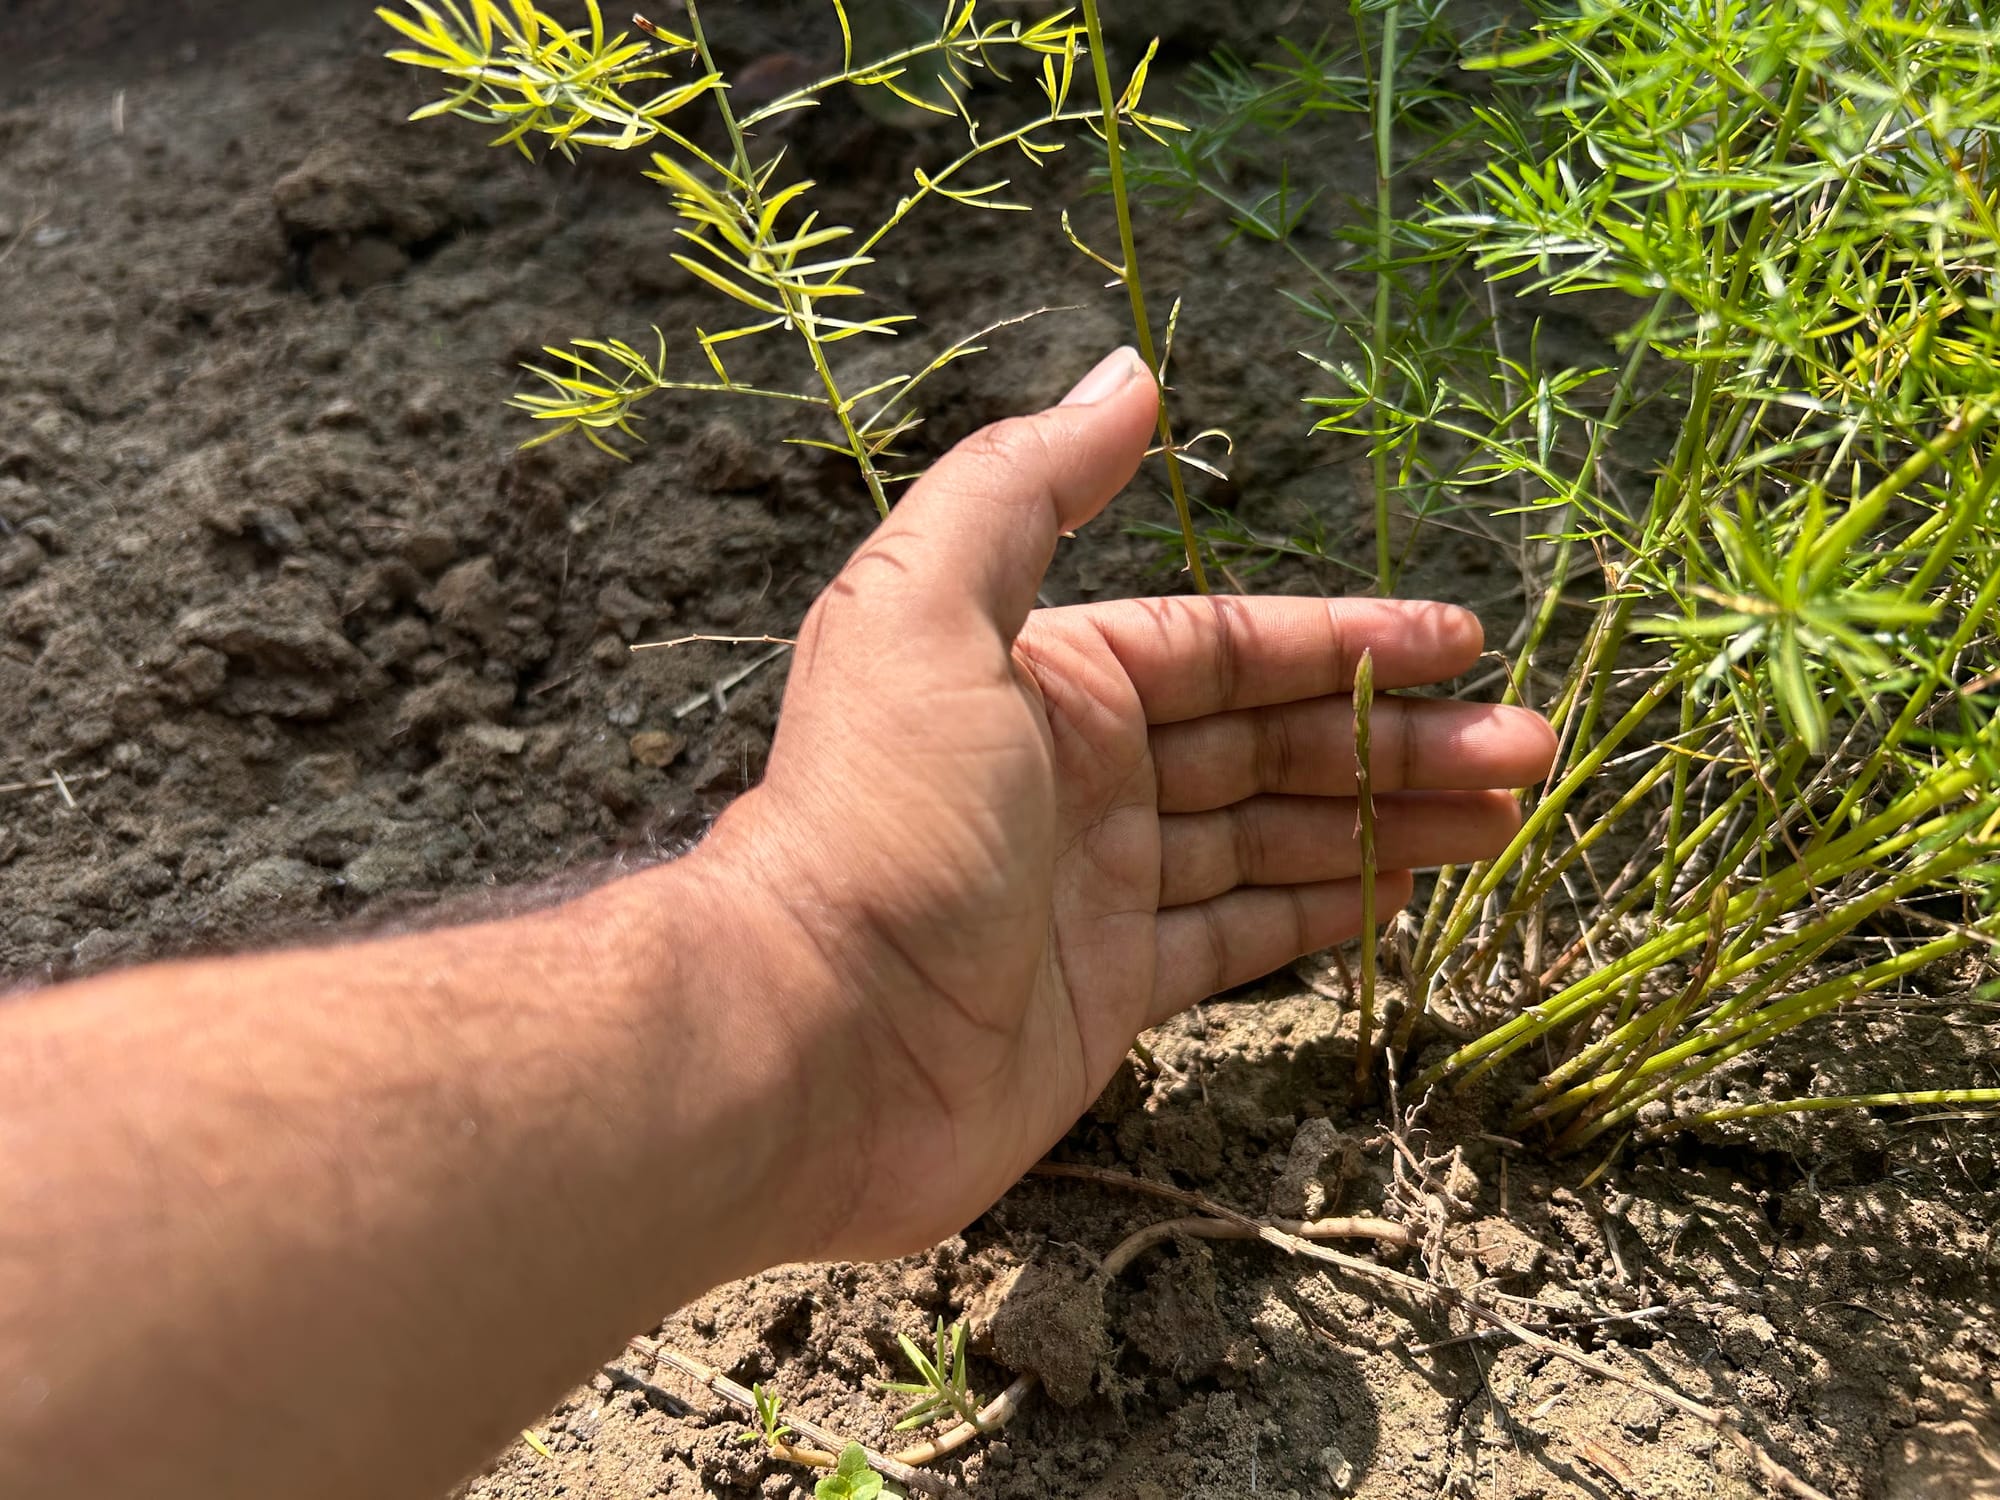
[850, 346, 1159, 644]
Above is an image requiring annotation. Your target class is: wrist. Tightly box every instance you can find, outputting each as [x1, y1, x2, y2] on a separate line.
[568, 811, 860, 1282]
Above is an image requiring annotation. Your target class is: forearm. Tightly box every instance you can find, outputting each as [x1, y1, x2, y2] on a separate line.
[0, 843, 815, 1500]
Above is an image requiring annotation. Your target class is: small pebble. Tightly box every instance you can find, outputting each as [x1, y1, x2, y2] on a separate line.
[630, 730, 685, 768]
[0, 535, 45, 585]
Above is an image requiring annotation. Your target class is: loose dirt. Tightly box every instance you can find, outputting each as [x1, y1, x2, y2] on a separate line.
[3, 5, 1994, 1497]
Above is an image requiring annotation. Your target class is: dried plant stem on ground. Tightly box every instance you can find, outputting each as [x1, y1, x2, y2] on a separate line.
[665, 644, 795, 721]
[625, 1340, 954, 1496]
[887, 1376, 1034, 1468]
[627, 633, 798, 653]
[632, 1339, 1028, 1480]
[1028, 1160, 1413, 1249]
[634, 1174, 1420, 1491]
[0, 768, 111, 799]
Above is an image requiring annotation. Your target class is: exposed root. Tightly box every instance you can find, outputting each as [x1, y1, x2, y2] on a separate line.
[1026, 1160, 1415, 1249]
[888, 1376, 1034, 1466]
[1033, 1161, 1832, 1500]
[0, 767, 111, 799]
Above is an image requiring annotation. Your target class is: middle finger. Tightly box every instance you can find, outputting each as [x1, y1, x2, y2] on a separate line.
[1150, 695, 1555, 814]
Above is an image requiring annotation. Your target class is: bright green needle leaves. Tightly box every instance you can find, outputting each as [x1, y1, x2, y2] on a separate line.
[1394, 0, 2000, 1144]
[878, 1319, 983, 1433]
[1141, 0, 2000, 1144]
[736, 1382, 794, 1452]
[1651, 498, 1945, 757]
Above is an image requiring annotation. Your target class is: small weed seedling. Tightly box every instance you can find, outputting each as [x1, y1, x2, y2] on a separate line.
[879, 1318, 983, 1433]
[737, 1381, 792, 1453]
[815, 1444, 885, 1500]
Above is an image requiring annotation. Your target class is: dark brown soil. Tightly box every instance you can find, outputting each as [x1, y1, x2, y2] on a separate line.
[2, 6, 1994, 1499]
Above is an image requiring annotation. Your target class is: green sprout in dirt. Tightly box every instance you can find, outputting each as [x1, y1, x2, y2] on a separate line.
[380, 0, 1210, 582]
[1152, 0, 2000, 1142]
[815, 1443, 886, 1500]
[737, 1381, 793, 1452]
[878, 1318, 983, 1433]
[734, 1379, 870, 1476]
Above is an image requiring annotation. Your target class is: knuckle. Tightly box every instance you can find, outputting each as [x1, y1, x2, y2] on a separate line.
[1199, 901, 1234, 987]
[1287, 887, 1313, 955]
[1253, 709, 1297, 790]
[1229, 804, 1267, 882]
[1200, 595, 1244, 707]
[954, 414, 1055, 480]
[1325, 605, 1353, 691]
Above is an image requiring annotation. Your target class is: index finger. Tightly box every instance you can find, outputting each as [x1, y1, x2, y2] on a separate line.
[1030, 595, 1486, 724]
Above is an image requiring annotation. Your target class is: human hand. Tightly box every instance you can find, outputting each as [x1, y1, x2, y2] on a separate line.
[691, 348, 1557, 1263]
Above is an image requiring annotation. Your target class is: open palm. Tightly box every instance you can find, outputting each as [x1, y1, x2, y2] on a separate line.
[703, 350, 1556, 1261]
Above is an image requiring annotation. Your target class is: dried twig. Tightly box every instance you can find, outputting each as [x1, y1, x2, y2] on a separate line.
[888, 1376, 1033, 1467]
[1096, 1213, 1401, 1276]
[0, 207, 49, 272]
[1026, 1160, 1412, 1248]
[665, 642, 793, 720]
[626, 1339, 953, 1496]
[1405, 1303, 1670, 1355]
[0, 768, 111, 799]
[630, 632, 797, 653]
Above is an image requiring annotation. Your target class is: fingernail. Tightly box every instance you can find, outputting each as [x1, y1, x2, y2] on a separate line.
[1445, 603, 1484, 652]
[1060, 346, 1146, 407]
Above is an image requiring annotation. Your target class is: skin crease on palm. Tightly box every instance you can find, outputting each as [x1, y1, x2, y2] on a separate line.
[0, 346, 1556, 1500]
